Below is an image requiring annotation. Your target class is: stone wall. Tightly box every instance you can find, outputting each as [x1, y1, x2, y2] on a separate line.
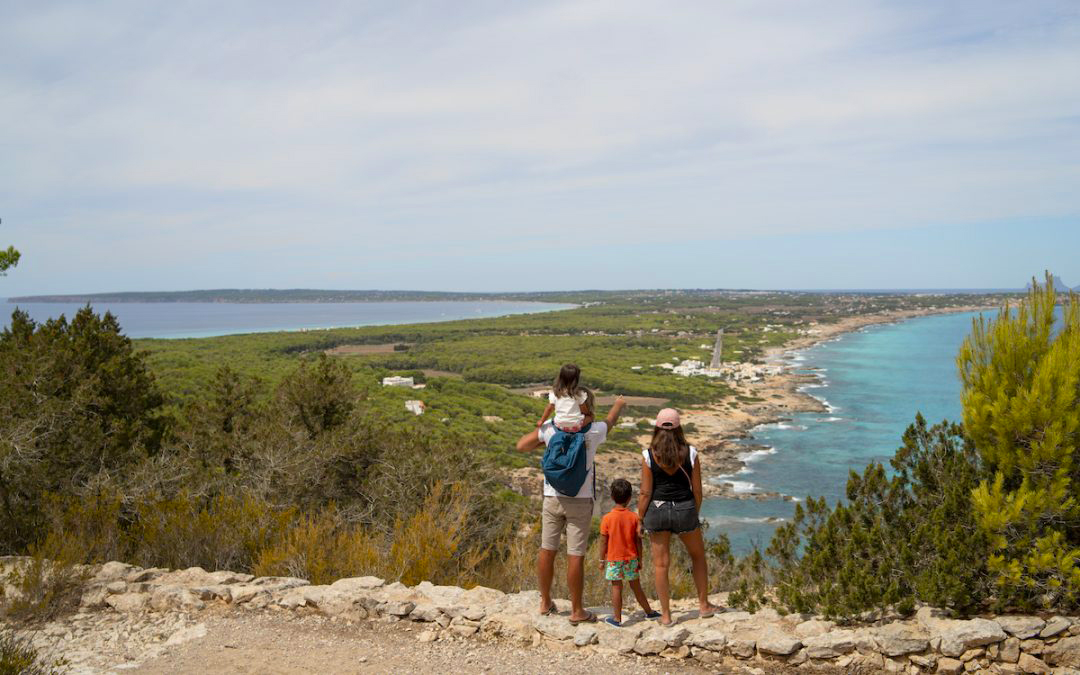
[9, 559, 1080, 674]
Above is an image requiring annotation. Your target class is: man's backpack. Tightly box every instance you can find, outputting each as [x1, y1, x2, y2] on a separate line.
[541, 424, 592, 496]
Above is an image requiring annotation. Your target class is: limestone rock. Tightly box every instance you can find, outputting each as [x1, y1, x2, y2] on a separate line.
[909, 653, 936, 669]
[595, 624, 641, 654]
[996, 616, 1046, 640]
[803, 630, 857, 659]
[1000, 636, 1020, 663]
[105, 592, 150, 612]
[1043, 635, 1080, 667]
[462, 606, 486, 621]
[534, 616, 575, 641]
[689, 630, 728, 651]
[652, 625, 690, 648]
[755, 628, 802, 656]
[713, 610, 752, 624]
[1021, 639, 1044, 655]
[80, 585, 109, 609]
[250, 576, 310, 593]
[126, 567, 167, 583]
[93, 561, 135, 583]
[460, 585, 504, 606]
[935, 618, 1007, 657]
[794, 619, 835, 638]
[660, 645, 690, 659]
[481, 613, 535, 643]
[936, 657, 964, 674]
[874, 623, 930, 656]
[633, 632, 667, 656]
[410, 604, 443, 623]
[1017, 652, 1051, 674]
[164, 623, 207, 647]
[573, 625, 598, 647]
[1039, 616, 1070, 639]
[150, 587, 205, 612]
[417, 630, 438, 643]
[959, 647, 984, 662]
[378, 600, 416, 617]
[227, 585, 264, 604]
[728, 637, 756, 659]
[329, 576, 385, 593]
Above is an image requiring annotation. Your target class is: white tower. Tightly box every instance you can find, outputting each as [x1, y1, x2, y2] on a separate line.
[710, 328, 724, 369]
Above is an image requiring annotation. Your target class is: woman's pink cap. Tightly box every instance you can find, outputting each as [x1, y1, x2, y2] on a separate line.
[655, 408, 681, 428]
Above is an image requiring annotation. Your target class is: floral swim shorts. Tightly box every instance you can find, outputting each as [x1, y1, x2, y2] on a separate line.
[605, 558, 640, 581]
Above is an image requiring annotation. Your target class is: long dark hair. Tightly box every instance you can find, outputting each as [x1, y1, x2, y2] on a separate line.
[649, 426, 690, 472]
[553, 363, 581, 399]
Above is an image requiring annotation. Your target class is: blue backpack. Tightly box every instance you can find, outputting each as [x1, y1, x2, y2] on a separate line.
[541, 423, 593, 496]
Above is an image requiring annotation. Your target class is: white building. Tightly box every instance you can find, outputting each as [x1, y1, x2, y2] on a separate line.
[383, 376, 415, 388]
[405, 400, 425, 415]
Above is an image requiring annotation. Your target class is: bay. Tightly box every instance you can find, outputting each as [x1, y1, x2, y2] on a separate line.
[700, 310, 987, 554]
[0, 300, 575, 339]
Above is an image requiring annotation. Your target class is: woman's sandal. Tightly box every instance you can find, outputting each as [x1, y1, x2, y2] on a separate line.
[568, 610, 597, 625]
[540, 604, 557, 616]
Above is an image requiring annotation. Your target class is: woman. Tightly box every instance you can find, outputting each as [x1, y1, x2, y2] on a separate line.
[637, 408, 719, 625]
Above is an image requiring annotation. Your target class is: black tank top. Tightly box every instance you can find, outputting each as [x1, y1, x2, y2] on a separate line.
[647, 447, 695, 502]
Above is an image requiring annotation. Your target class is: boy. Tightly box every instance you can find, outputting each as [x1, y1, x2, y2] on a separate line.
[599, 478, 660, 626]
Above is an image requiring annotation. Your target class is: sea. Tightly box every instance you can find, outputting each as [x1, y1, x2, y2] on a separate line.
[0, 300, 576, 339]
[700, 310, 989, 555]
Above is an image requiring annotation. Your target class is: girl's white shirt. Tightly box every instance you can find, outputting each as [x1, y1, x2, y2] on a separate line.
[549, 389, 588, 428]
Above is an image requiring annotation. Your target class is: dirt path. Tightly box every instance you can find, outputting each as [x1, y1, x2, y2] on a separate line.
[127, 610, 731, 675]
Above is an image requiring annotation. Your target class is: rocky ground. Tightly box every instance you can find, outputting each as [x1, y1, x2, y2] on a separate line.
[8, 559, 1080, 674]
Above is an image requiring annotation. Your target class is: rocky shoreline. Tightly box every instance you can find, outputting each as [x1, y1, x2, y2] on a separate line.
[12, 558, 1080, 674]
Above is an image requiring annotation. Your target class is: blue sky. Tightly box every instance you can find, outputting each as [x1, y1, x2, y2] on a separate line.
[2, 1, 1079, 294]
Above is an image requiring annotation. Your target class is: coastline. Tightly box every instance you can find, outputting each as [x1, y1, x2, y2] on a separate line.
[592, 304, 996, 503]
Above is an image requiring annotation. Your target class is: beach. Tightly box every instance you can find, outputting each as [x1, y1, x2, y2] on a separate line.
[585, 303, 997, 505]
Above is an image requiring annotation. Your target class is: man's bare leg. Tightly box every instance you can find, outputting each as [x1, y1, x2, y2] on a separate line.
[537, 548, 557, 614]
[567, 554, 590, 621]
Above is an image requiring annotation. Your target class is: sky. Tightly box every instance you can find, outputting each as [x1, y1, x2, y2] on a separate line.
[2, 0, 1079, 294]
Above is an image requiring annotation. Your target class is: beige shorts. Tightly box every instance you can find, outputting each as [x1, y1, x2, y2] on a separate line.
[541, 496, 593, 557]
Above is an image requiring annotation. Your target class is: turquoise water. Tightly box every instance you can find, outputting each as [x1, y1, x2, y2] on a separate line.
[700, 311, 987, 554]
[0, 300, 575, 339]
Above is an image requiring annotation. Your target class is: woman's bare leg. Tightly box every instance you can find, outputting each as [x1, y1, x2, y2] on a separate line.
[678, 528, 720, 614]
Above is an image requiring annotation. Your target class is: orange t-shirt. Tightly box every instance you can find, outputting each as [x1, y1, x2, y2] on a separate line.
[600, 506, 641, 562]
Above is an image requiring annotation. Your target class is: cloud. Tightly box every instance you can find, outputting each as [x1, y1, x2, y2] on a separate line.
[1, 0, 1078, 292]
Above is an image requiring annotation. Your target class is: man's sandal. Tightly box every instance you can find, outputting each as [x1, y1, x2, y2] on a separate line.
[568, 610, 597, 625]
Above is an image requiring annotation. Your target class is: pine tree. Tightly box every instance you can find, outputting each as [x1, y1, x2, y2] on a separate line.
[959, 273, 1080, 608]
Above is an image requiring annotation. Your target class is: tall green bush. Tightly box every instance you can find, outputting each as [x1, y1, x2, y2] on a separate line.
[960, 275, 1080, 608]
[767, 416, 988, 618]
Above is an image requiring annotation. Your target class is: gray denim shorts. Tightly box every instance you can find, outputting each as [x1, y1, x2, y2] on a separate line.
[643, 499, 700, 534]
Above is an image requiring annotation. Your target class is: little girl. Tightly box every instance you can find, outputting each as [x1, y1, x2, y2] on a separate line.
[537, 363, 593, 431]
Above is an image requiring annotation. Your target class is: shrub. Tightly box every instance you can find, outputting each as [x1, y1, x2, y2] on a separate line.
[2, 536, 89, 623]
[763, 416, 989, 618]
[129, 492, 294, 572]
[960, 275, 1080, 609]
[0, 628, 67, 674]
[254, 507, 379, 584]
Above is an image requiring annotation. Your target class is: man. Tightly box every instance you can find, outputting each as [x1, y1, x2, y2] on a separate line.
[516, 394, 627, 623]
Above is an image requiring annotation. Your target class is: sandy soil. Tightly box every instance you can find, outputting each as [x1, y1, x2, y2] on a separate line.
[126, 610, 725, 675]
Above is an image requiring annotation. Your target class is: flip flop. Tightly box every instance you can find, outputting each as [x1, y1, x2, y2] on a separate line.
[568, 610, 597, 625]
[700, 610, 716, 619]
[540, 604, 557, 616]
[604, 617, 621, 627]
[644, 611, 662, 619]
